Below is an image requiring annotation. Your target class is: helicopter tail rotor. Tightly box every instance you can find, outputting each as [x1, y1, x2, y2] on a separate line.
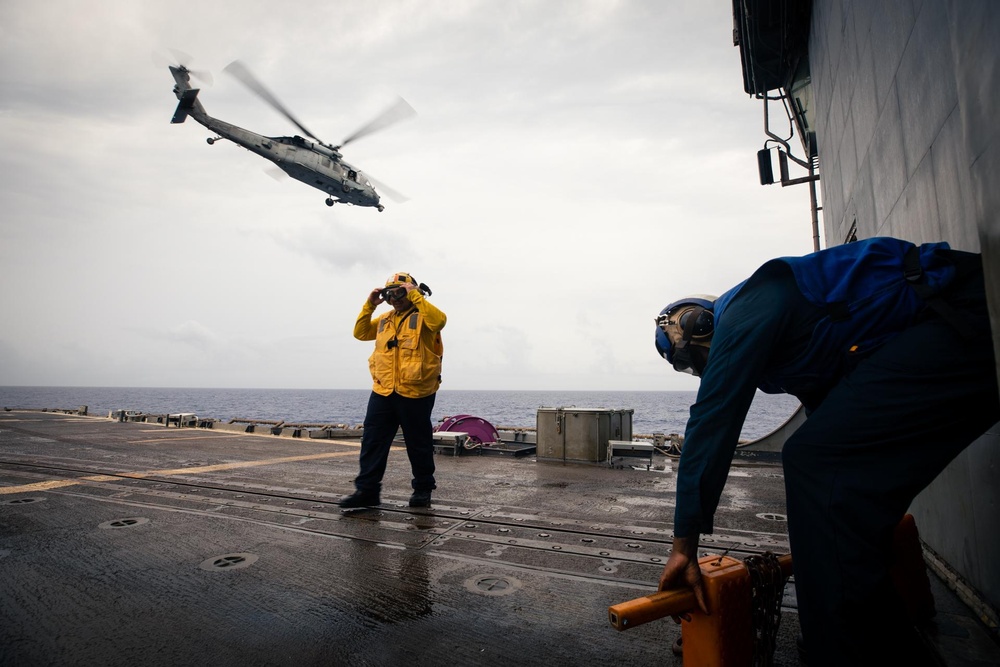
[152, 48, 213, 86]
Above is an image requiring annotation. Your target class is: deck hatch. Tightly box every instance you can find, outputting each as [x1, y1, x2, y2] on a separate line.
[99, 517, 150, 529]
[200, 553, 259, 571]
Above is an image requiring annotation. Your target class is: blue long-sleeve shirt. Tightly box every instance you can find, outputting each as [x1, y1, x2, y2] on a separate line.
[674, 263, 822, 537]
[672, 238, 960, 537]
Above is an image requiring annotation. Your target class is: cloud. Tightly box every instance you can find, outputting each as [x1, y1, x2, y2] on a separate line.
[162, 320, 225, 349]
[263, 219, 416, 274]
[0, 0, 818, 391]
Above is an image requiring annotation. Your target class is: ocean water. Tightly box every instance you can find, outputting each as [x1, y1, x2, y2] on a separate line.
[0, 386, 800, 441]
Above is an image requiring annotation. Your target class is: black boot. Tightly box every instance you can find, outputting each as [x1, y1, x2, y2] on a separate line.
[340, 490, 380, 508]
[408, 489, 432, 507]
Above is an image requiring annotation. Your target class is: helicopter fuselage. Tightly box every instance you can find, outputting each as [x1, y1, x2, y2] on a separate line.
[169, 66, 383, 210]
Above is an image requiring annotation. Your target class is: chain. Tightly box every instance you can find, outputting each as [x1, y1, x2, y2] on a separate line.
[744, 551, 787, 667]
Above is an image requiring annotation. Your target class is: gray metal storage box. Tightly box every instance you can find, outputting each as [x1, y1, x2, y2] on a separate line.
[536, 407, 634, 463]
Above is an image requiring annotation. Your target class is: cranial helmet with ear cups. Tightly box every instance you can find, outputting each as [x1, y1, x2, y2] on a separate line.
[654, 295, 717, 376]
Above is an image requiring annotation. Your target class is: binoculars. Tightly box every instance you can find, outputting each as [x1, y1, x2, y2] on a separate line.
[379, 286, 407, 301]
[378, 282, 432, 301]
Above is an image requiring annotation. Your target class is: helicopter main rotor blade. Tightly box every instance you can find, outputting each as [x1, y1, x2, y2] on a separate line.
[339, 96, 416, 148]
[265, 166, 288, 181]
[223, 60, 320, 143]
[366, 171, 409, 204]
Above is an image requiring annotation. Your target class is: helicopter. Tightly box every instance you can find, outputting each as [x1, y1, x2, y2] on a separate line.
[167, 57, 414, 211]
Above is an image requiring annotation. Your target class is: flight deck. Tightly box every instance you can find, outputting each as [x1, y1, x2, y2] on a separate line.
[1, 410, 997, 666]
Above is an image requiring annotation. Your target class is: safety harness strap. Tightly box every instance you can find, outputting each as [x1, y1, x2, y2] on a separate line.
[904, 245, 977, 340]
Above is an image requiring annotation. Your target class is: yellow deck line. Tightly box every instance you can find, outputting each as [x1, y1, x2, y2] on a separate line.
[0, 451, 357, 495]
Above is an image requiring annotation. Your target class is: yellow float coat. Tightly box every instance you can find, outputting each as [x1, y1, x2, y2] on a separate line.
[354, 291, 446, 398]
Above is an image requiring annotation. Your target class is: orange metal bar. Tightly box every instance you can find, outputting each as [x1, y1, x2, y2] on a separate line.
[608, 553, 792, 632]
[609, 553, 793, 667]
[609, 513, 931, 667]
[607, 588, 697, 631]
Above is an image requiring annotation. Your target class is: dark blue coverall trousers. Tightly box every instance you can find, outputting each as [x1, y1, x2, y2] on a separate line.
[354, 391, 437, 496]
[780, 254, 998, 665]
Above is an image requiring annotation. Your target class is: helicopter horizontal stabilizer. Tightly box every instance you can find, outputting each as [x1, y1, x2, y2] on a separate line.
[171, 88, 201, 124]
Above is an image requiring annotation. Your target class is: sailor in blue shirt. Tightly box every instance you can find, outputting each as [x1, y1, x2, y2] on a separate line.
[654, 237, 998, 667]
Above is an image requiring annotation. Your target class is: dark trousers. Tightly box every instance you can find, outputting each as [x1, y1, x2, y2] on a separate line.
[782, 258, 999, 666]
[355, 391, 437, 494]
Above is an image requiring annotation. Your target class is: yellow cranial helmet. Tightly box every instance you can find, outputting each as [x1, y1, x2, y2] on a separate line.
[385, 272, 417, 287]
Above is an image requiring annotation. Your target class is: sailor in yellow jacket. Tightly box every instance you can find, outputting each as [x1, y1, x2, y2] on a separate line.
[340, 272, 446, 509]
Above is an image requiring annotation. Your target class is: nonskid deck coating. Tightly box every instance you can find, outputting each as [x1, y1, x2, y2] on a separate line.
[0, 411, 995, 666]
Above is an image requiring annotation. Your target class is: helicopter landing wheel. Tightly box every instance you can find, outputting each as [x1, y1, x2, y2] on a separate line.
[325, 198, 336, 207]
[377, 205, 385, 212]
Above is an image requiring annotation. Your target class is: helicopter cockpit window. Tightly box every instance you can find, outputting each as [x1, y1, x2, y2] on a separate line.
[348, 170, 357, 181]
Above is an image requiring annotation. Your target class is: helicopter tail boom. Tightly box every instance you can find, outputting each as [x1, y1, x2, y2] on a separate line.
[168, 63, 209, 124]
[170, 87, 201, 124]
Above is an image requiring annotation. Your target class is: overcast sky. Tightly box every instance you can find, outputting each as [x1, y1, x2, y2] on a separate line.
[0, 0, 818, 392]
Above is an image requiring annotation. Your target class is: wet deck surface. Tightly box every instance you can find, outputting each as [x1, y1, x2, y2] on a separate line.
[1, 411, 997, 666]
